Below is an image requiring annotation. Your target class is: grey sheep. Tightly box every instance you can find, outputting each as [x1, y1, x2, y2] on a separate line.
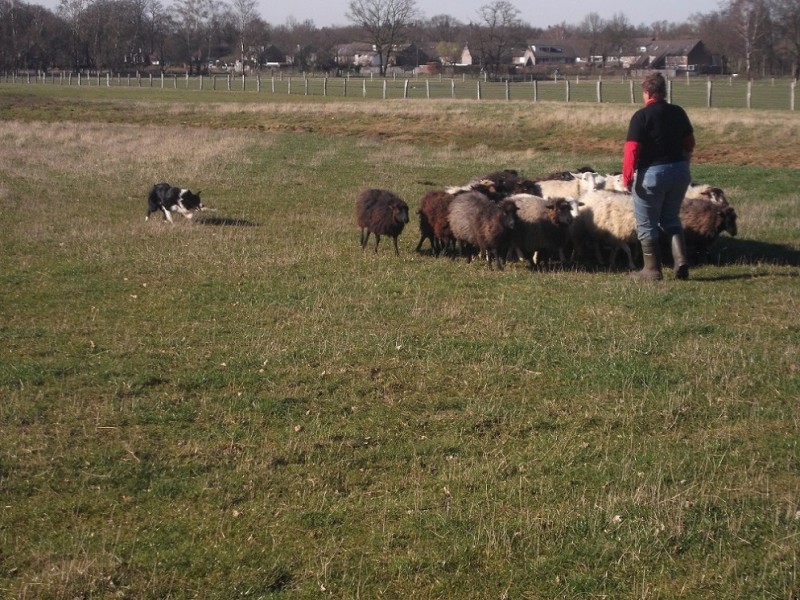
[509, 194, 579, 268]
[448, 191, 518, 270]
[356, 188, 410, 256]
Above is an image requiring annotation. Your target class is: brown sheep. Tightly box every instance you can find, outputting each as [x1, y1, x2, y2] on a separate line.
[356, 188, 410, 256]
[416, 189, 455, 256]
[675, 197, 738, 263]
[448, 191, 518, 270]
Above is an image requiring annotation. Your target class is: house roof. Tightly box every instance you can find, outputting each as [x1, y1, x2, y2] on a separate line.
[631, 38, 703, 56]
[528, 41, 580, 59]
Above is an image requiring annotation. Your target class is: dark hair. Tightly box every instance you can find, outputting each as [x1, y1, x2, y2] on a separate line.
[641, 72, 667, 99]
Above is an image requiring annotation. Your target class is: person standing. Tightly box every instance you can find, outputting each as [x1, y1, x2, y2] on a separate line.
[623, 71, 695, 281]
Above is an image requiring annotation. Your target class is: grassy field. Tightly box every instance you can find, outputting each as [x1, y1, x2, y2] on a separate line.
[1, 84, 799, 599]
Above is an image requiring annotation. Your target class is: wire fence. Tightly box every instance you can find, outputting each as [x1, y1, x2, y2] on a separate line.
[3, 70, 798, 111]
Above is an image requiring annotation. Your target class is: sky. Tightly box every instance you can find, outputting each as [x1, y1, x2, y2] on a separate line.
[253, 0, 724, 29]
[32, 0, 724, 29]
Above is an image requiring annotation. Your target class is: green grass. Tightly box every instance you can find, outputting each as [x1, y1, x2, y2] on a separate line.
[1, 85, 799, 599]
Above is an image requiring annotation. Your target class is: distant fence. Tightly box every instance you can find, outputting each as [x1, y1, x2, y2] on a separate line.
[2, 70, 798, 111]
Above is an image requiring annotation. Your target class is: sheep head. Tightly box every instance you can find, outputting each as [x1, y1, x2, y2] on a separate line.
[544, 198, 575, 226]
[498, 199, 518, 230]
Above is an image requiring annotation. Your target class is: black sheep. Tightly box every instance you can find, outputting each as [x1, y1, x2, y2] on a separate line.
[356, 188, 410, 256]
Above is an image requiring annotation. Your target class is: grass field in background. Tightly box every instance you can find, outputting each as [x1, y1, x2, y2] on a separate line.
[1, 85, 799, 599]
[4, 72, 798, 111]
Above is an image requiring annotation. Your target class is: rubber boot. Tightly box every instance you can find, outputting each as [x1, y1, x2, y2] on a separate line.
[631, 238, 663, 281]
[670, 230, 690, 280]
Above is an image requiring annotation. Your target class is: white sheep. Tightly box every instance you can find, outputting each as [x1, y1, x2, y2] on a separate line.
[573, 189, 638, 269]
[534, 171, 604, 200]
[599, 173, 628, 192]
[685, 183, 729, 205]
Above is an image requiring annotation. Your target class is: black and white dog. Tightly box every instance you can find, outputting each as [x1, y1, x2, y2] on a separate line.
[146, 183, 206, 222]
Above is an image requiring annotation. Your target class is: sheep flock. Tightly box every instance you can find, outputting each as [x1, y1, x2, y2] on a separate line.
[356, 167, 738, 271]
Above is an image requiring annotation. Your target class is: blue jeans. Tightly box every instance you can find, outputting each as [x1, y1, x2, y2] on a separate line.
[633, 161, 691, 241]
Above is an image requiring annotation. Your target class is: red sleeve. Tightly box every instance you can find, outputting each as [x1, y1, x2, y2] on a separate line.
[684, 133, 696, 154]
[623, 140, 640, 190]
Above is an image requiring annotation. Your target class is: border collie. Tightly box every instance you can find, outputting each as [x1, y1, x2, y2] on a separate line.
[146, 183, 204, 222]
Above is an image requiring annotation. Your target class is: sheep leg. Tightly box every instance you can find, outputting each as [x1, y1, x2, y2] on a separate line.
[392, 236, 400, 256]
[360, 229, 370, 249]
[373, 234, 381, 254]
[592, 242, 605, 266]
[621, 244, 636, 270]
[494, 250, 505, 271]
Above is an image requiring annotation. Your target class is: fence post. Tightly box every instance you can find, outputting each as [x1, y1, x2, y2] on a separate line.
[426, 79, 430, 99]
[363, 79, 367, 98]
[226, 74, 231, 91]
[505, 80, 510, 100]
[323, 76, 327, 96]
[174, 74, 178, 88]
[403, 79, 409, 98]
[667, 78, 672, 104]
[242, 74, 246, 91]
[747, 80, 752, 109]
[257, 73, 261, 92]
[271, 77, 275, 93]
[97, 71, 100, 86]
[707, 80, 713, 108]
[565, 79, 570, 102]
[149, 74, 153, 87]
[596, 80, 602, 103]
[78, 72, 81, 86]
[451, 79, 455, 98]
[107, 72, 110, 87]
[382, 79, 387, 99]
[160, 72, 164, 88]
[629, 80, 635, 103]
[186, 71, 189, 88]
[304, 77, 309, 96]
[477, 80, 482, 100]
[533, 79, 538, 101]
[791, 79, 796, 111]
[343, 78, 347, 97]
[288, 77, 291, 94]
[199, 75, 203, 90]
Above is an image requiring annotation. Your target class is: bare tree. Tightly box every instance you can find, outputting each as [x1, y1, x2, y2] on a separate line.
[770, 0, 800, 78]
[346, 0, 418, 76]
[469, 0, 524, 77]
[173, 0, 217, 74]
[230, 0, 256, 69]
[59, 0, 90, 70]
[726, 0, 772, 77]
[578, 12, 604, 68]
[601, 12, 634, 66]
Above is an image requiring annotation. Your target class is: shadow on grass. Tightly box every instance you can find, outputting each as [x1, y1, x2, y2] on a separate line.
[710, 237, 800, 267]
[692, 271, 800, 282]
[196, 215, 259, 227]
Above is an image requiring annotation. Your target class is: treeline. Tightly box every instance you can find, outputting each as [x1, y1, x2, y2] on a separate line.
[1, 0, 798, 78]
